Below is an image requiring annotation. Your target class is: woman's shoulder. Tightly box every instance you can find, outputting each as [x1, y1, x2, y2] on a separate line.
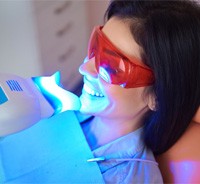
[102, 148, 163, 184]
[157, 120, 200, 183]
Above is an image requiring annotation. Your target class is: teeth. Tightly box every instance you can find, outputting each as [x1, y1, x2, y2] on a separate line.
[83, 84, 104, 97]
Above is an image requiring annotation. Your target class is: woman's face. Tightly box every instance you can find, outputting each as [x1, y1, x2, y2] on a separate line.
[79, 17, 153, 120]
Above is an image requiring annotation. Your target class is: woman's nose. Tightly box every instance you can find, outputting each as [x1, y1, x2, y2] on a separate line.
[79, 57, 98, 78]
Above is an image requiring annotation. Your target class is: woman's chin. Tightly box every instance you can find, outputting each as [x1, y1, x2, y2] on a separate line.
[79, 92, 109, 115]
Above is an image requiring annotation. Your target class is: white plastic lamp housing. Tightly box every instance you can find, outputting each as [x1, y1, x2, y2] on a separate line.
[0, 73, 54, 137]
[0, 72, 80, 137]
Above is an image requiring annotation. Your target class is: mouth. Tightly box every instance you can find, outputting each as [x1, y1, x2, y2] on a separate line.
[83, 83, 104, 97]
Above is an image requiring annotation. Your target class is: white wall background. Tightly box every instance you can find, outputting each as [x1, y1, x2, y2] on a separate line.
[0, 0, 109, 83]
[0, 1, 42, 77]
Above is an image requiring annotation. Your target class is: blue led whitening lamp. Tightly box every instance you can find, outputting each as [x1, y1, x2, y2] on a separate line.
[0, 72, 81, 137]
[32, 72, 81, 115]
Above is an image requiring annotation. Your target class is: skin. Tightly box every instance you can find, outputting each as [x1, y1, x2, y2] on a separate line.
[78, 17, 154, 150]
[193, 107, 200, 123]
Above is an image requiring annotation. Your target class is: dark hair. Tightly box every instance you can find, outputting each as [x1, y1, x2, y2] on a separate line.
[105, 0, 200, 155]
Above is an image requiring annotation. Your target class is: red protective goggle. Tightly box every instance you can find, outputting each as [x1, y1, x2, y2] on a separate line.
[88, 26, 155, 88]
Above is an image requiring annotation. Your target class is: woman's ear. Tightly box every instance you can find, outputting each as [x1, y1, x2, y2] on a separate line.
[193, 106, 200, 123]
[147, 92, 157, 111]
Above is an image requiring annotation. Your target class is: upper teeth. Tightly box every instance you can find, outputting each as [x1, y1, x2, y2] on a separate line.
[83, 84, 104, 97]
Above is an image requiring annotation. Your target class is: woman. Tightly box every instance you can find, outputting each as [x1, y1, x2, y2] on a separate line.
[79, 9, 162, 184]
[78, 0, 200, 183]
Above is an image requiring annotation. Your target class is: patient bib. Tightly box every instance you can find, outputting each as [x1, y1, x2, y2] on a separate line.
[0, 111, 104, 183]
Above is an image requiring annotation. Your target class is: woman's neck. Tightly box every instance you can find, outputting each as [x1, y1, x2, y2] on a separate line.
[81, 115, 143, 150]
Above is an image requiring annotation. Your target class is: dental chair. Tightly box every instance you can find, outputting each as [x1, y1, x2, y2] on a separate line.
[157, 107, 200, 183]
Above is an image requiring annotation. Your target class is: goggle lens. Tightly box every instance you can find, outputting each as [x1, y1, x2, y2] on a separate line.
[88, 26, 154, 88]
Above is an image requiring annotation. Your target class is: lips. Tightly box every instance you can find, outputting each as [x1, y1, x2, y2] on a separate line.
[83, 84, 104, 97]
